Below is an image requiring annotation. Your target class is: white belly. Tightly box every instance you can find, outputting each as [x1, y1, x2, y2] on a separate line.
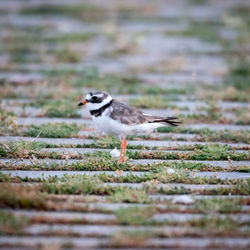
[91, 109, 163, 138]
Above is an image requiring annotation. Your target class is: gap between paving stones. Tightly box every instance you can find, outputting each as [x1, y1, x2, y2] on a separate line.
[0, 236, 249, 248]
[40, 147, 249, 154]
[2, 210, 250, 224]
[3, 181, 231, 192]
[1, 158, 249, 168]
[23, 224, 246, 237]
[2, 200, 250, 213]
[1, 136, 249, 149]
[1, 170, 249, 180]
[14, 117, 250, 130]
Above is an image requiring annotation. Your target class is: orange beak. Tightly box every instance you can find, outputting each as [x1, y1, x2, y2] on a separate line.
[78, 100, 88, 106]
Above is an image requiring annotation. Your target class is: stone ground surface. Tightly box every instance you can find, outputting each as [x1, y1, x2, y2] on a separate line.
[0, 0, 250, 249]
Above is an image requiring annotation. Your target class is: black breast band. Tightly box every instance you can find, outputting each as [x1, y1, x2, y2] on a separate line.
[90, 100, 113, 117]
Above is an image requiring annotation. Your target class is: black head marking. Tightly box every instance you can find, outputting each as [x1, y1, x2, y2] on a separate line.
[88, 91, 109, 103]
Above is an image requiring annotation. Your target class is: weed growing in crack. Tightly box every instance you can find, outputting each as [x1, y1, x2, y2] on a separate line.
[109, 189, 151, 203]
[42, 99, 80, 118]
[110, 230, 154, 247]
[115, 206, 156, 225]
[188, 216, 239, 233]
[0, 211, 29, 235]
[194, 197, 242, 213]
[23, 123, 80, 138]
[40, 175, 104, 195]
[0, 184, 47, 209]
[0, 106, 18, 136]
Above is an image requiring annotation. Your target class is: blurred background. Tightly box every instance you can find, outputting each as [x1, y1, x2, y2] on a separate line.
[0, 0, 249, 123]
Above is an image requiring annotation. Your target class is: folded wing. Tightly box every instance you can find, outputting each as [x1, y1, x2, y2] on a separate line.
[110, 100, 181, 126]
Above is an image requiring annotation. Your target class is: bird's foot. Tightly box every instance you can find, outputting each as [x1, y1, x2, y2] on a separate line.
[118, 157, 126, 163]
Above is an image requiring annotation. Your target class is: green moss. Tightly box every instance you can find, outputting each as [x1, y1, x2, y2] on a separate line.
[199, 129, 250, 144]
[115, 206, 156, 225]
[206, 100, 221, 121]
[212, 179, 250, 196]
[225, 63, 250, 91]
[110, 189, 151, 203]
[20, 4, 107, 21]
[42, 99, 80, 118]
[45, 32, 95, 43]
[1, 140, 50, 152]
[223, 87, 250, 102]
[129, 95, 169, 109]
[237, 166, 250, 172]
[111, 230, 154, 247]
[157, 127, 250, 144]
[23, 123, 80, 138]
[189, 0, 208, 5]
[0, 106, 18, 136]
[55, 46, 81, 63]
[0, 184, 47, 209]
[96, 170, 232, 185]
[0, 211, 29, 235]
[10, 47, 34, 63]
[228, 5, 250, 21]
[143, 87, 187, 95]
[74, 68, 141, 94]
[0, 155, 222, 172]
[40, 175, 104, 195]
[165, 21, 219, 42]
[129, 144, 248, 161]
[188, 216, 239, 233]
[195, 197, 242, 213]
[158, 180, 250, 195]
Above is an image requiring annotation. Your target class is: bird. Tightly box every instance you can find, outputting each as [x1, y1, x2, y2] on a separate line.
[78, 91, 181, 163]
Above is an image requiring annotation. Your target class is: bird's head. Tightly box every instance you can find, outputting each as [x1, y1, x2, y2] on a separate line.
[78, 91, 112, 111]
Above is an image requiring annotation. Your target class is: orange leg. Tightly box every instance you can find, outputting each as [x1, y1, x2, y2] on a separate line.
[118, 138, 125, 163]
[122, 138, 127, 162]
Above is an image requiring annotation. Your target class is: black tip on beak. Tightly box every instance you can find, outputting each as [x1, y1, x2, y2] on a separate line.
[78, 102, 83, 106]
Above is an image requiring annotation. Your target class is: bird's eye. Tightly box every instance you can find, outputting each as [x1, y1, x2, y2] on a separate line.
[92, 96, 97, 101]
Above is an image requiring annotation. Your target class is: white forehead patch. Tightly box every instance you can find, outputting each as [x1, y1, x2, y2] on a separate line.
[86, 94, 91, 101]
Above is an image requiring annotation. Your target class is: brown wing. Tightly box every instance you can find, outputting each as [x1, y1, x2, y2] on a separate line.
[110, 100, 162, 125]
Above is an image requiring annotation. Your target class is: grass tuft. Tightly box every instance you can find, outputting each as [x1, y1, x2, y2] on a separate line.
[195, 197, 242, 213]
[0, 184, 47, 209]
[110, 189, 151, 203]
[40, 175, 104, 195]
[0, 211, 29, 235]
[23, 123, 80, 138]
[111, 230, 153, 247]
[42, 99, 80, 118]
[115, 206, 156, 225]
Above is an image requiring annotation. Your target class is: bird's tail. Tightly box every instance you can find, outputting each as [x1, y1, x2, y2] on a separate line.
[149, 117, 181, 127]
